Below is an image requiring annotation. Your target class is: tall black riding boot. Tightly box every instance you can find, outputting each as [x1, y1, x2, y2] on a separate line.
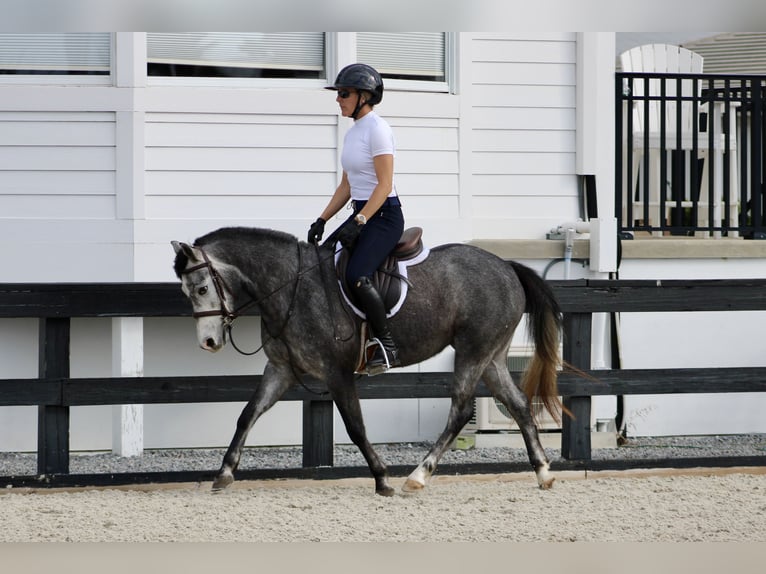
[352, 276, 401, 372]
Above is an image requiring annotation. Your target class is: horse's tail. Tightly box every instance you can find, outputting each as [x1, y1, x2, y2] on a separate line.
[509, 261, 568, 425]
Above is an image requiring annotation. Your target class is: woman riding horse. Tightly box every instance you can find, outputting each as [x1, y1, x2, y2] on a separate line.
[307, 63, 404, 373]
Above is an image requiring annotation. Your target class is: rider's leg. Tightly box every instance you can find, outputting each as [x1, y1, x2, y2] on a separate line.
[344, 201, 404, 372]
[351, 276, 401, 369]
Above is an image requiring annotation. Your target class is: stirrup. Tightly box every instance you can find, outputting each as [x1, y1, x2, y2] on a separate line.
[364, 337, 393, 376]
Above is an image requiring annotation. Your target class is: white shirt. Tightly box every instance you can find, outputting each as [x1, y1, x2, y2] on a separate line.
[341, 112, 398, 201]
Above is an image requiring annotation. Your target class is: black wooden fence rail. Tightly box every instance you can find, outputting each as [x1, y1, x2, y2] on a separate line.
[3, 279, 766, 483]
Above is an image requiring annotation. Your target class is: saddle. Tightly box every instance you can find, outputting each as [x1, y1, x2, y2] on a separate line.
[336, 226, 424, 314]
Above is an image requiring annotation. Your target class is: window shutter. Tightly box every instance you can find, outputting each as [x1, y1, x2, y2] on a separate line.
[147, 33, 324, 72]
[357, 33, 445, 81]
[0, 33, 110, 73]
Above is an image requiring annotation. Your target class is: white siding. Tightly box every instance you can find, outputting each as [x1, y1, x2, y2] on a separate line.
[471, 33, 578, 239]
[144, 111, 338, 220]
[0, 112, 116, 220]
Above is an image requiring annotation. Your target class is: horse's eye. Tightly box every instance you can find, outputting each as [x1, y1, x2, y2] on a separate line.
[198, 286, 208, 296]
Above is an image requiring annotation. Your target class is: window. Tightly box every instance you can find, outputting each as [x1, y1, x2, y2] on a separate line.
[0, 33, 110, 78]
[356, 33, 448, 91]
[147, 33, 325, 79]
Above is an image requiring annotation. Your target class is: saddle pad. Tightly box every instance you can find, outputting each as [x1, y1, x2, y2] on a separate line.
[335, 244, 430, 319]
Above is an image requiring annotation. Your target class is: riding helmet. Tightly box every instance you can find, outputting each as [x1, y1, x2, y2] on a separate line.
[326, 63, 384, 106]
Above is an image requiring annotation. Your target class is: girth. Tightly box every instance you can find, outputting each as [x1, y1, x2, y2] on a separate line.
[337, 226, 424, 313]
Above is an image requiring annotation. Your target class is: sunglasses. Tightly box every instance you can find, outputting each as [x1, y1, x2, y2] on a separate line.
[337, 89, 356, 99]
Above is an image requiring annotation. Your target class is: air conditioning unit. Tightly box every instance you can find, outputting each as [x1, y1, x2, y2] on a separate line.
[467, 353, 562, 432]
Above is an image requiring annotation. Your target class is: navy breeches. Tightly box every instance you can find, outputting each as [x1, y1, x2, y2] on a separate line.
[344, 199, 404, 285]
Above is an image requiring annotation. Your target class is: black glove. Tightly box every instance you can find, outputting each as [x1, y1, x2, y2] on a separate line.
[336, 220, 363, 250]
[307, 217, 326, 244]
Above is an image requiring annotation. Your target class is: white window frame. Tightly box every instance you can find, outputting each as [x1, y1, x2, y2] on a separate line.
[356, 33, 454, 95]
[146, 33, 329, 89]
[0, 33, 113, 86]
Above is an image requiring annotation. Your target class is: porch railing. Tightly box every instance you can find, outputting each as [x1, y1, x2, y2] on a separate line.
[616, 72, 766, 238]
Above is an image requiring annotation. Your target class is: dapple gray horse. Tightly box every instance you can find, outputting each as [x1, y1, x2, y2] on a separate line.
[172, 226, 564, 496]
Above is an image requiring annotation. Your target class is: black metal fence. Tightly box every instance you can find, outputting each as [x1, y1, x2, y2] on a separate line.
[616, 72, 766, 238]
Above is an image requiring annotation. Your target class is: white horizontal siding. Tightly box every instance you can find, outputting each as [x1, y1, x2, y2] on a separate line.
[0, 111, 116, 220]
[472, 38, 576, 64]
[472, 84, 576, 108]
[146, 171, 338, 196]
[473, 107, 575, 131]
[147, 195, 330, 219]
[146, 147, 335, 172]
[473, 62, 576, 86]
[144, 112, 338, 222]
[470, 34, 578, 239]
[391, 125, 458, 152]
[473, 130, 575, 153]
[396, 150, 459, 175]
[0, 121, 115, 146]
[473, 152, 574, 175]
[473, 195, 581, 217]
[0, 171, 113, 195]
[0, 147, 115, 171]
[0, 195, 115, 219]
[145, 120, 335, 148]
[396, 173, 458, 196]
[473, 174, 574, 196]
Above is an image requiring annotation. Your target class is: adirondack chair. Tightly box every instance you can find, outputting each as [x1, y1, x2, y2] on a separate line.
[620, 44, 739, 237]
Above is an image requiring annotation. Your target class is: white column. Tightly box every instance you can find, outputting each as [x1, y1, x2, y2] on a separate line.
[111, 317, 144, 456]
[577, 32, 617, 272]
[455, 32, 473, 242]
[111, 33, 147, 456]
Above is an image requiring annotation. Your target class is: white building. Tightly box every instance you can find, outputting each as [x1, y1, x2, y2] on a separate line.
[0, 32, 764, 454]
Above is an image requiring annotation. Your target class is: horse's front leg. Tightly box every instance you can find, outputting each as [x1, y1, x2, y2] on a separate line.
[213, 361, 295, 491]
[330, 376, 395, 497]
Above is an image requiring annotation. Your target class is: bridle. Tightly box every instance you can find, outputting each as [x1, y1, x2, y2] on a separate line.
[181, 247, 241, 327]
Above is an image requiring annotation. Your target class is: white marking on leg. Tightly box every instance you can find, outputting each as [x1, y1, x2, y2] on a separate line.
[535, 461, 555, 490]
[409, 465, 429, 486]
[402, 463, 432, 492]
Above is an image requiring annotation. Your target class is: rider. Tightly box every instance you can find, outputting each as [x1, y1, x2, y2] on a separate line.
[307, 63, 404, 372]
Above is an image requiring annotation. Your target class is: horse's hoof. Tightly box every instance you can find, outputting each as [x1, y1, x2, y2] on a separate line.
[376, 485, 396, 497]
[212, 471, 234, 492]
[538, 477, 555, 490]
[402, 478, 425, 493]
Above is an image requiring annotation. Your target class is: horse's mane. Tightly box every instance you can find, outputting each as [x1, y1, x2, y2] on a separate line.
[194, 226, 297, 248]
[173, 226, 298, 278]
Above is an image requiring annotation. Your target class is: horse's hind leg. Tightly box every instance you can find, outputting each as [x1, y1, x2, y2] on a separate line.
[402, 358, 480, 493]
[330, 376, 395, 497]
[213, 361, 295, 491]
[482, 353, 555, 489]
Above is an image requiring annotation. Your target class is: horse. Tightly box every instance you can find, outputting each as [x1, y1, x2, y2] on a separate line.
[172, 226, 564, 496]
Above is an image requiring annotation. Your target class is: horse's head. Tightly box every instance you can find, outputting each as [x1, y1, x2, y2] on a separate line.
[172, 240, 234, 352]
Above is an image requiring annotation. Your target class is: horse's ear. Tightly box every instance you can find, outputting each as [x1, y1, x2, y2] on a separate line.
[171, 241, 200, 262]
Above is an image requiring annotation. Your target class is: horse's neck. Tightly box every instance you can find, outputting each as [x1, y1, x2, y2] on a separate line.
[226, 238, 300, 305]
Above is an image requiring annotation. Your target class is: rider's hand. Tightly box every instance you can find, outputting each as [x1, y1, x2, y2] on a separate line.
[336, 220, 363, 250]
[307, 217, 326, 244]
